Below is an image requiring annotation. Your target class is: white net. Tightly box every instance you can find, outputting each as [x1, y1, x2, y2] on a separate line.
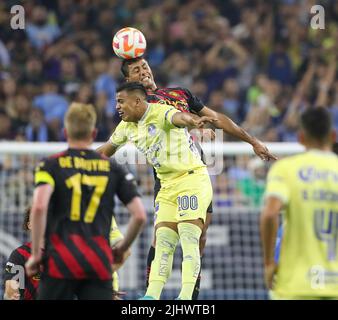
[0, 142, 304, 300]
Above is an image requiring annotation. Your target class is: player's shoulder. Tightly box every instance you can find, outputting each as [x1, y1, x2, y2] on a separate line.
[7, 242, 31, 263]
[161, 87, 191, 96]
[37, 149, 68, 167]
[268, 155, 298, 174]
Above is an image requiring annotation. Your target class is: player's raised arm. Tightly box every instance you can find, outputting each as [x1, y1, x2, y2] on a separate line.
[171, 111, 216, 129]
[198, 106, 277, 161]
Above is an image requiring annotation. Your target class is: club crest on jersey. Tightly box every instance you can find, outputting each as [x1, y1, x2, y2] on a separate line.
[169, 91, 179, 97]
[148, 124, 156, 136]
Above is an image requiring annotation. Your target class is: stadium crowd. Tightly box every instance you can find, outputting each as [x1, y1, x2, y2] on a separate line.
[0, 0, 337, 143]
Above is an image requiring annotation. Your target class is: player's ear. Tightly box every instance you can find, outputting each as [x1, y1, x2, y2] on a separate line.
[298, 130, 305, 145]
[331, 130, 336, 144]
[92, 128, 98, 141]
[63, 128, 68, 140]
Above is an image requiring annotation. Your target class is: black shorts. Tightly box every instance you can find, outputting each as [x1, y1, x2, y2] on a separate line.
[38, 276, 112, 300]
[153, 172, 213, 213]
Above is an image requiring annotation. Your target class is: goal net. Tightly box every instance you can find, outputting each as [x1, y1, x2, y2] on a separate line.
[0, 141, 304, 300]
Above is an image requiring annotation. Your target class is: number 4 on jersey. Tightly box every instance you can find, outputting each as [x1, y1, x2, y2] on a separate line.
[314, 209, 338, 261]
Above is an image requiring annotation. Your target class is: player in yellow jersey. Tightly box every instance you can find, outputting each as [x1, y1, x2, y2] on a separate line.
[261, 107, 338, 299]
[107, 82, 215, 300]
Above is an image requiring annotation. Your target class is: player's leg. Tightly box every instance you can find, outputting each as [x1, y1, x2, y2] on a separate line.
[37, 277, 75, 300]
[145, 175, 161, 288]
[176, 170, 213, 300]
[142, 192, 179, 300]
[146, 204, 212, 300]
[192, 208, 212, 300]
[177, 218, 203, 300]
[110, 216, 129, 299]
[76, 279, 112, 300]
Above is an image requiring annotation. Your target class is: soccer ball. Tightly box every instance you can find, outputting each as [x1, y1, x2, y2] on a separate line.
[112, 27, 146, 59]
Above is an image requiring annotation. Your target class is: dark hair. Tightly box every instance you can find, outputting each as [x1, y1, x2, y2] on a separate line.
[120, 57, 143, 77]
[116, 82, 147, 97]
[23, 206, 31, 231]
[300, 107, 332, 141]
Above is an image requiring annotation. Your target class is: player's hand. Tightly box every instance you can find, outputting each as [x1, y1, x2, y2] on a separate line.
[25, 255, 41, 277]
[190, 128, 216, 141]
[252, 140, 278, 161]
[4, 280, 20, 300]
[193, 116, 217, 128]
[112, 245, 131, 271]
[264, 262, 278, 290]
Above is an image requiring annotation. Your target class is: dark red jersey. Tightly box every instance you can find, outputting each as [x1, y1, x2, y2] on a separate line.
[4, 242, 40, 300]
[146, 87, 205, 113]
[34, 148, 139, 280]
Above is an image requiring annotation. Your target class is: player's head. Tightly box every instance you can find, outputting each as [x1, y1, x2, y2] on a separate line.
[116, 82, 148, 122]
[121, 57, 156, 90]
[64, 102, 97, 143]
[23, 206, 31, 231]
[299, 107, 336, 149]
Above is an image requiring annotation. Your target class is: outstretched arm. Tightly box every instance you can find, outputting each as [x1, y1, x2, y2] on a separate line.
[171, 112, 216, 129]
[198, 106, 277, 161]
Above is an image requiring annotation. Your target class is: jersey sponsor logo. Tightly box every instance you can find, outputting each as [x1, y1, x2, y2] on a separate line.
[179, 211, 188, 217]
[298, 167, 338, 183]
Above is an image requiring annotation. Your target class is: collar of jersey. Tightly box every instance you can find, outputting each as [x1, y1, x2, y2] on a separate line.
[139, 103, 151, 123]
[307, 149, 337, 157]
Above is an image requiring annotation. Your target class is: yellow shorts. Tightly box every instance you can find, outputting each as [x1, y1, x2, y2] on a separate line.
[110, 216, 124, 247]
[154, 167, 213, 225]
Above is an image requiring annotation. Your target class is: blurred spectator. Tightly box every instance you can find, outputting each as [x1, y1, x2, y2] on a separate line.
[267, 40, 294, 85]
[25, 6, 61, 51]
[25, 108, 56, 142]
[222, 78, 241, 122]
[33, 81, 68, 139]
[0, 40, 10, 68]
[94, 58, 120, 117]
[0, 112, 14, 140]
[0, 0, 335, 143]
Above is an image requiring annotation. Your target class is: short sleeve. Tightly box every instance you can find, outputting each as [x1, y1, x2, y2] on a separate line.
[112, 161, 140, 205]
[109, 121, 128, 147]
[34, 159, 55, 188]
[184, 88, 205, 113]
[265, 160, 290, 204]
[155, 104, 180, 129]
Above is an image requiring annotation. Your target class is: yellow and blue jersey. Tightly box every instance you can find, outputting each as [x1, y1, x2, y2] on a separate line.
[110, 103, 206, 183]
[265, 150, 338, 298]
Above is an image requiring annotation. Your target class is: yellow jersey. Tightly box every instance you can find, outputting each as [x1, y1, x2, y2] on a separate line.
[265, 150, 338, 298]
[110, 103, 205, 182]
